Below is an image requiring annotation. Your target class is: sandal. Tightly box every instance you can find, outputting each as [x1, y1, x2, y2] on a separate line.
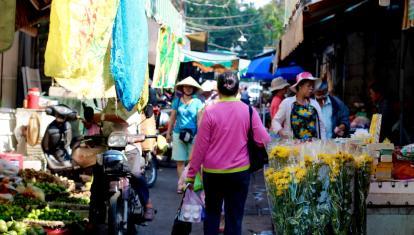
[144, 207, 156, 221]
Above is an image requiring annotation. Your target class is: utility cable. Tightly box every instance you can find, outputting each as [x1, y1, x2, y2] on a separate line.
[183, 0, 231, 8]
[185, 14, 258, 20]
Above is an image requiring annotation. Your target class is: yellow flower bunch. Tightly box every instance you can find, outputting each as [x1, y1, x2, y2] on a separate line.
[265, 166, 307, 196]
[318, 153, 341, 181]
[355, 154, 373, 169]
[269, 146, 292, 160]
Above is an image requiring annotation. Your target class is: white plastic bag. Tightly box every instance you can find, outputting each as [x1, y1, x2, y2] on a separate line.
[178, 188, 205, 223]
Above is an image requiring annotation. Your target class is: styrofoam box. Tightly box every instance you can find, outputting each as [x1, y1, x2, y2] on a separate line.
[23, 160, 43, 171]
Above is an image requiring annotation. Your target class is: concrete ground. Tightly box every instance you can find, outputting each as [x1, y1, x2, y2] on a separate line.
[138, 167, 274, 235]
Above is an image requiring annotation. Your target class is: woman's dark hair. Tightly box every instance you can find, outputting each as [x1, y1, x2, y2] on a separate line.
[217, 71, 239, 96]
[297, 79, 314, 91]
[83, 105, 94, 122]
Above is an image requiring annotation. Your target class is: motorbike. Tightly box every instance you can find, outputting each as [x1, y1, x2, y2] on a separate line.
[41, 105, 105, 179]
[89, 131, 157, 235]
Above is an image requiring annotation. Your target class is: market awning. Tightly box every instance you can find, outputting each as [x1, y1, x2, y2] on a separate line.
[243, 55, 276, 81]
[274, 63, 304, 82]
[180, 50, 239, 68]
[280, 0, 366, 60]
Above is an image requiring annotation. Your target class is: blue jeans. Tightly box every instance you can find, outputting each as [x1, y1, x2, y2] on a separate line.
[203, 170, 250, 235]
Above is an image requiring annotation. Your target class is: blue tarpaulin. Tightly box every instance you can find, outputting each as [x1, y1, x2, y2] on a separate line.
[243, 55, 304, 82]
[274, 63, 304, 82]
[243, 55, 275, 81]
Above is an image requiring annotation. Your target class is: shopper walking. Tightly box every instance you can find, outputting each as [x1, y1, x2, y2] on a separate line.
[166, 76, 204, 194]
[271, 72, 326, 140]
[186, 72, 271, 235]
[269, 77, 290, 119]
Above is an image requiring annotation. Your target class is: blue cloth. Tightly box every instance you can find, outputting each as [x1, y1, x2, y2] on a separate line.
[172, 97, 204, 134]
[320, 96, 333, 139]
[111, 0, 148, 111]
[321, 95, 350, 138]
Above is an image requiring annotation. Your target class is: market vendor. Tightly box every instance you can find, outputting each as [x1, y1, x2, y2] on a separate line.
[271, 72, 326, 140]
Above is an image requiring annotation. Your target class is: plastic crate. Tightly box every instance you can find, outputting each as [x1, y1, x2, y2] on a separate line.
[0, 152, 24, 169]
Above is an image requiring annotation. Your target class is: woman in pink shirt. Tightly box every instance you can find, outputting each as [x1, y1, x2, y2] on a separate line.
[186, 72, 271, 235]
[269, 77, 290, 119]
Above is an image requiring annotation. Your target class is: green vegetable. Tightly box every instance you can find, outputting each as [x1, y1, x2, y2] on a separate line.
[27, 207, 82, 222]
[0, 220, 7, 232]
[0, 205, 28, 221]
[32, 182, 67, 195]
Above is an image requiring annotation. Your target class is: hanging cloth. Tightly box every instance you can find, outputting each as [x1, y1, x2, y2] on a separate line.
[0, 0, 16, 52]
[111, 0, 148, 111]
[54, 45, 117, 99]
[153, 26, 183, 88]
[44, 0, 119, 79]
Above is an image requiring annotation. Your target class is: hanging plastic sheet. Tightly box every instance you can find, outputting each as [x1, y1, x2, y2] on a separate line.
[0, 0, 16, 52]
[153, 26, 183, 89]
[44, 0, 119, 79]
[54, 45, 117, 98]
[111, 0, 148, 111]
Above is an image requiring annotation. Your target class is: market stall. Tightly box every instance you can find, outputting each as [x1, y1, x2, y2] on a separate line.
[264, 114, 414, 234]
[0, 162, 89, 234]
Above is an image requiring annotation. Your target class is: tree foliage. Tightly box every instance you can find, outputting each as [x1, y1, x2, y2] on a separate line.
[182, 0, 285, 58]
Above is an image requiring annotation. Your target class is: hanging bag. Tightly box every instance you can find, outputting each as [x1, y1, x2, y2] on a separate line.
[247, 106, 269, 172]
[171, 188, 192, 235]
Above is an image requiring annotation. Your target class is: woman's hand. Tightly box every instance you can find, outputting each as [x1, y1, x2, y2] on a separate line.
[166, 132, 172, 143]
[278, 130, 289, 139]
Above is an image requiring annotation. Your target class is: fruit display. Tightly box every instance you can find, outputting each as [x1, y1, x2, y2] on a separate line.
[27, 207, 82, 223]
[0, 220, 45, 235]
[18, 170, 75, 191]
[0, 205, 28, 221]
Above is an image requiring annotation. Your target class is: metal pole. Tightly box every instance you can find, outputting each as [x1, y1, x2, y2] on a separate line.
[0, 53, 3, 105]
[399, 31, 408, 145]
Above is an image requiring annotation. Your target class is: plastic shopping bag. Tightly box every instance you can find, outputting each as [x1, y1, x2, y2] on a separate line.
[178, 188, 205, 223]
[171, 189, 192, 235]
[179, 165, 203, 192]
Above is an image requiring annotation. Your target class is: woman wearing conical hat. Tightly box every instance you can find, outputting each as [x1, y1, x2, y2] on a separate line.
[166, 76, 204, 193]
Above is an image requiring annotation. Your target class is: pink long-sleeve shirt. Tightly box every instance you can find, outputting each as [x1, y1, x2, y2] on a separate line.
[187, 98, 271, 180]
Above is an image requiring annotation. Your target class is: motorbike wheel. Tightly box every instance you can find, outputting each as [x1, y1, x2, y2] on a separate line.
[144, 152, 158, 188]
[108, 191, 128, 235]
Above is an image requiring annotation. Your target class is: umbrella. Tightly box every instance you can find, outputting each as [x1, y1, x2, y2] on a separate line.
[243, 55, 276, 81]
[274, 63, 304, 82]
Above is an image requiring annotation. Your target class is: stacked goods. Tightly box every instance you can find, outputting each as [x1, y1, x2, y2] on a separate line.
[18, 169, 75, 191]
[0, 204, 28, 221]
[265, 140, 373, 235]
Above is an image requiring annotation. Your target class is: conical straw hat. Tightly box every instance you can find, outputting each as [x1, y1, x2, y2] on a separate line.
[175, 76, 203, 91]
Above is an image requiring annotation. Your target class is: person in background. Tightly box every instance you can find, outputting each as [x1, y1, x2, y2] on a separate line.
[201, 80, 219, 105]
[369, 82, 394, 142]
[314, 81, 350, 138]
[269, 77, 290, 119]
[186, 72, 270, 235]
[271, 72, 326, 140]
[166, 76, 204, 194]
[240, 86, 250, 104]
[82, 104, 101, 136]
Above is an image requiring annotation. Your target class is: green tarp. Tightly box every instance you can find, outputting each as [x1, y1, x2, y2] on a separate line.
[0, 0, 16, 52]
[181, 50, 239, 68]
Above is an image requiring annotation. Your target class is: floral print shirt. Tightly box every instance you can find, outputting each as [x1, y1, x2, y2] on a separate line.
[290, 102, 318, 140]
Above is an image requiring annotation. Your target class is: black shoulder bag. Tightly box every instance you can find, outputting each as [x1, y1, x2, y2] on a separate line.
[248, 106, 269, 173]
